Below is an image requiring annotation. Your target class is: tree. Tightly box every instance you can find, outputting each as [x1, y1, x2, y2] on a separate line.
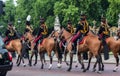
[106, 0, 120, 26]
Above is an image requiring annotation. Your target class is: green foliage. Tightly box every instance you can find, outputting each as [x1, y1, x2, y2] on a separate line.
[107, 0, 120, 26]
[0, 0, 120, 35]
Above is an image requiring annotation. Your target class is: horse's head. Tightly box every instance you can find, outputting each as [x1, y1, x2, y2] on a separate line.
[59, 28, 73, 41]
[24, 32, 34, 41]
[87, 30, 98, 37]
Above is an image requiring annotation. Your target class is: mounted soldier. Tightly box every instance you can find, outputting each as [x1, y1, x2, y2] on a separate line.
[71, 13, 89, 54]
[65, 20, 74, 34]
[60, 20, 74, 53]
[98, 16, 110, 60]
[4, 22, 18, 44]
[24, 15, 33, 35]
[33, 17, 48, 45]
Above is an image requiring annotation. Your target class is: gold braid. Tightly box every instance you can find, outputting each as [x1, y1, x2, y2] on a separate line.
[41, 25, 48, 35]
[102, 23, 109, 35]
[26, 26, 33, 33]
[80, 20, 89, 33]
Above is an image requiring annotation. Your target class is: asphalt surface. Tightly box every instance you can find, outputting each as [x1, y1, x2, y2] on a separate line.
[7, 55, 120, 76]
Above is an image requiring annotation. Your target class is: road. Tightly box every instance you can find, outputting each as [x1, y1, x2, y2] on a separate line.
[7, 58, 120, 76]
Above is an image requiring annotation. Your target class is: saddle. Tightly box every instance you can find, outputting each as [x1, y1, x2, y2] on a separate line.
[38, 39, 45, 46]
[78, 36, 87, 44]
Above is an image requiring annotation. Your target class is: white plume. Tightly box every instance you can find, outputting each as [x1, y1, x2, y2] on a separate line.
[26, 15, 31, 21]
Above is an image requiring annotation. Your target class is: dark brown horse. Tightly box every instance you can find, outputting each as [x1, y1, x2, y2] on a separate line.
[5, 39, 25, 66]
[86, 31, 120, 72]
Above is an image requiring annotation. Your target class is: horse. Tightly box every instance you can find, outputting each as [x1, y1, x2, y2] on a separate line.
[86, 31, 120, 72]
[24, 32, 38, 66]
[4, 39, 26, 66]
[37, 36, 62, 69]
[59, 28, 102, 73]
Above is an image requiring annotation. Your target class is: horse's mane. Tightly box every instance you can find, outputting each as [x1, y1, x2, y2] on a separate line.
[87, 30, 98, 37]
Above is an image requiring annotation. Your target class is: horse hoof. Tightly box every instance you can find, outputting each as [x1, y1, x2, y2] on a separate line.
[92, 69, 96, 72]
[97, 71, 102, 74]
[66, 63, 69, 66]
[113, 70, 117, 72]
[86, 68, 89, 71]
[113, 67, 118, 72]
[82, 69, 86, 72]
[28, 64, 32, 67]
[48, 64, 52, 70]
[33, 64, 36, 66]
[41, 66, 43, 69]
[101, 68, 104, 71]
[67, 68, 71, 72]
[75, 65, 78, 68]
[17, 64, 19, 67]
[81, 67, 84, 69]
[23, 64, 26, 67]
[57, 63, 62, 68]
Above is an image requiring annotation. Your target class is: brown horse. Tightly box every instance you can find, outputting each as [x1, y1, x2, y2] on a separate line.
[59, 28, 102, 73]
[86, 31, 120, 72]
[37, 36, 62, 69]
[5, 39, 25, 66]
[24, 32, 38, 66]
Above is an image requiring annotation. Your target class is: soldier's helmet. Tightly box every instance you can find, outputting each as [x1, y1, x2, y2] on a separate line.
[40, 18, 45, 24]
[8, 22, 13, 26]
[67, 20, 72, 25]
[80, 13, 86, 21]
[26, 21, 30, 25]
[26, 15, 31, 26]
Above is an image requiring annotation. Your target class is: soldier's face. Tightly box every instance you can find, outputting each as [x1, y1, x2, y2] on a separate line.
[101, 19, 106, 23]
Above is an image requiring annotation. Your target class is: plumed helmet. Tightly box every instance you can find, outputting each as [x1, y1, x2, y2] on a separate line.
[26, 15, 31, 21]
[26, 15, 31, 25]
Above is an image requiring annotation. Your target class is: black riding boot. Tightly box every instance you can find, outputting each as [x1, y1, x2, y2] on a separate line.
[71, 43, 76, 54]
[102, 39, 109, 60]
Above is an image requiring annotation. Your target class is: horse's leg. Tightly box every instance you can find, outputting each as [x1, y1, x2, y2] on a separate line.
[39, 52, 44, 69]
[100, 54, 104, 71]
[48, 53, 53, 70]
[75, 46, 79, 68]
[67, 52, 73, 71]
[64, 51, 69, 66]
[96, 54, 102, 74]
[113, 52, 119, 72]
[16, 54, 20, 64]
[17, 55, 22, 66]
[55, 47, 62, 68]
[43, 53, 47, 65]
[33, 50, 38, 66]
[78, 52, 86, 72]
[29, 51, 34, 66]
[92, 60, 97, 72]
[86, 52, 93, 70]
[20, 48, 26, 67]
[21, 55, 26, 67]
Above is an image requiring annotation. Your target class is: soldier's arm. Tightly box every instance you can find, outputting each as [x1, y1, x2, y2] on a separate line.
[75, 24, 80, 33]
[98, 26, 103, 34]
